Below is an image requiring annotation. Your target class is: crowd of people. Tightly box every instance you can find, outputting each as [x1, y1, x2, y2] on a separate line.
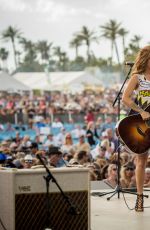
[0, 81, 150, 191]
[0, 110, 150, 190]
[0, 88, 126, 118]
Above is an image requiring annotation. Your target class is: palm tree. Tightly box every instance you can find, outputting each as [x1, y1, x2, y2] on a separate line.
[130, 35, 142, 48]
[75, 26, 97, 62]
[15, 50, 22, 66]
[2, 26, 21, 69]
[70, 35, 82, 59]
[53, 46, 63, 63]
[125, 35, 142, 60]
[19, 37, 37, 63]
[101, 19, 121, 65]
[60, 52, 69, 71]
[36, 40, 53, 64]
[0, 47, 9, 69]
[53, 46, 68, 71]
[118, 28, 128, 60]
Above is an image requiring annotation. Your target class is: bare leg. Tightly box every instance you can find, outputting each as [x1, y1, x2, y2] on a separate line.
[135, 153, 148, 194]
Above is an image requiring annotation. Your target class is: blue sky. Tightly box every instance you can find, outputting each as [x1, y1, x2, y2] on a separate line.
[0, 0, 150, 70]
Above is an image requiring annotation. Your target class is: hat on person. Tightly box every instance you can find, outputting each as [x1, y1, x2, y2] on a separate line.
[124, 161, 135, 170]
[0, 153, 7, 163]
[24, 154, 33, 161]
[48, 146, 62, 156]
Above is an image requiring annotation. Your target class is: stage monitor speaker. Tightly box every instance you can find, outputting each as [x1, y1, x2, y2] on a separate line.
[0, 168, 90, 230]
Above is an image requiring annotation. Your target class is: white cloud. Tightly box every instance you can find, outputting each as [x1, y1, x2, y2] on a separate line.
[1, 0, 150, 69]
[0, 0, 32, 12]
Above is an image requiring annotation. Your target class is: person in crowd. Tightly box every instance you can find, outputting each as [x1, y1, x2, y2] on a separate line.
[55, 127, 66, 146]
[71, 124, 86, 139]
[5, 122, 15, 131]
[86, 121, 99, 147]
[100, 130, 115, 160]
[74, 134, 91, 154]
[85, 109, 94, 123]
[30, 142, 39, 156]
[101, 164, 109, 180]
[76, 150, 89, 165]
[146, 155, 150, 168]
[101, 116, 115, 132]
[12, 131, 22, 145]
[51, 118, 64, 129]
[61, 133, 75, 154]
[21, 154, 36, 169]
[86, 164, 98, 181]
[0, 152, 7, 167]
[43, 134, 57, 149]
[27, 103, 36, 123]
[95, 158, 107, 171]
[14, 121, 26, 131]
[95, 116, 103, 136]
[120, 162, 136, 189]
[106, 128, 118, 152]
[91, 162, 102, 180]
[91, 143, 107, 160]
[63, 152, 73, 163]
[13, 151, 25, 168]
[35, 135, 43, 146]
[122, 45, 150, 211]
[103, 163, 117, 188]
[18, 135, 31, 150]
[120, 149, 131, 165]
[47, 146, 66, 167]
[0, 123, 4, 131]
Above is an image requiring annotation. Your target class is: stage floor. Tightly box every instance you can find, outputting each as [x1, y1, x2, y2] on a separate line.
[91, 190, 150, 230]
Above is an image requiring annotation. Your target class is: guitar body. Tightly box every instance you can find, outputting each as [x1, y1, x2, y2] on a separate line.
[116, 105, 150, 154]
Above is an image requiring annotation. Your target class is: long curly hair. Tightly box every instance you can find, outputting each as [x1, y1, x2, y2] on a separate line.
[132, 45, 150, 75]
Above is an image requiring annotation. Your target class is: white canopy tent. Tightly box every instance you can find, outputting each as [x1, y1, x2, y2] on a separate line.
[0, 71, 31, 91]
[13, 71, 102, 92]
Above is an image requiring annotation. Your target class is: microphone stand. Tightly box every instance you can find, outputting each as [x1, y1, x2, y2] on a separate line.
[92, 65, 149, 200]
[36, 154, 80, 230]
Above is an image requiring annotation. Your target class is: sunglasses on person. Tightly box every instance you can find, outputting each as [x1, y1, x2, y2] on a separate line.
[126, 167, 134, 171]
[25, 160, 33, 164]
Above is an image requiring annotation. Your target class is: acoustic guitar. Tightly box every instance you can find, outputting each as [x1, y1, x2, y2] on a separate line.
[116, 105, 150, 154]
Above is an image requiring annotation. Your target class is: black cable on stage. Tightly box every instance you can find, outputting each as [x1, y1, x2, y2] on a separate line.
[110, 143, 150, 210]
[122, 190, 150, 211]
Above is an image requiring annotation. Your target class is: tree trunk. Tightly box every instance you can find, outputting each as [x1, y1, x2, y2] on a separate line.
[114, 40, 120, 65]
[122, 36, 125, 60]
[12, 40, 17, 69]
[110, 41, 114, 65]
[75, 46, 78, 59]
[87, 43, 90, 63]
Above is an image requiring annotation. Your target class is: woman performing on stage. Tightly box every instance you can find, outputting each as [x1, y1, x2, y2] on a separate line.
[122, 45, 150, 212]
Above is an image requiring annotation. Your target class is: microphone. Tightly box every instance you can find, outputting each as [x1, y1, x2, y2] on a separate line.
[125, 62, 134, 67]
